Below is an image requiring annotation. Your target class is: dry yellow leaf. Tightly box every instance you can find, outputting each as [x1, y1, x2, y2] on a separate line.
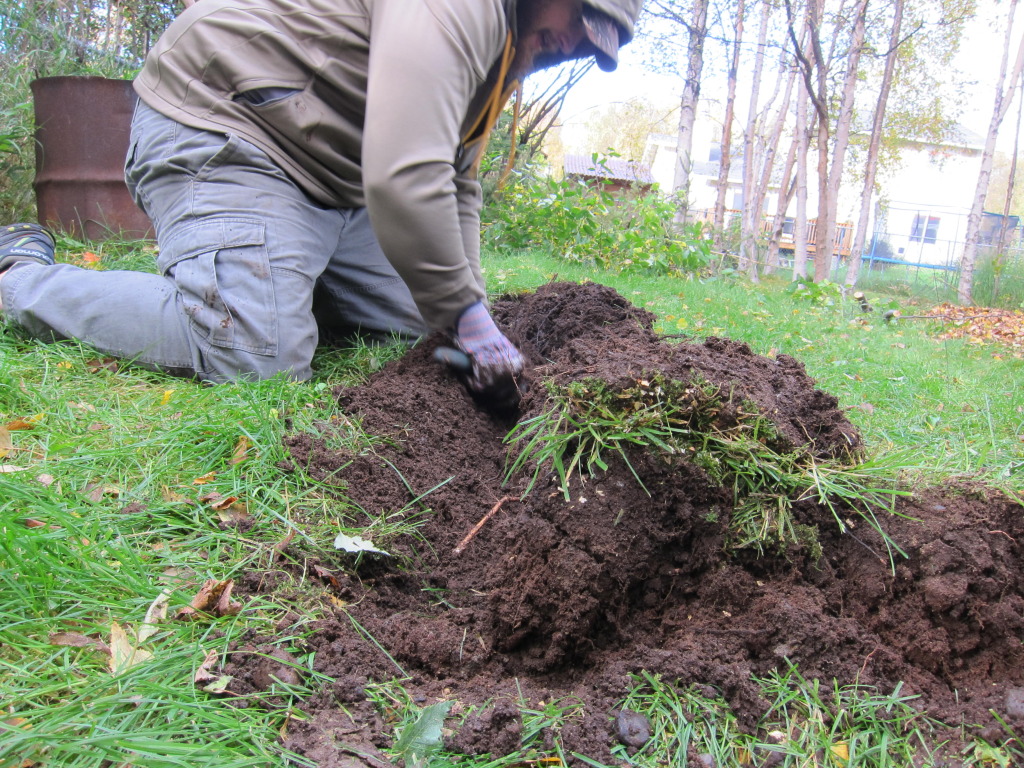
[830, 741, 850, 761]
[138, 588, 173, 642]
[5, 414, 43, 430]
[0, 426, 11, 459]
[109, 622, 153, 675]
[230, 435, 252, 465]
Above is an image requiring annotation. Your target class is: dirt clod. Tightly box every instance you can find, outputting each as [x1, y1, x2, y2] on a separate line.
[253, 282, 1024, 765]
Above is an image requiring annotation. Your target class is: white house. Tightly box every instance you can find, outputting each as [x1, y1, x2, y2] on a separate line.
[643, 121, 990, 268]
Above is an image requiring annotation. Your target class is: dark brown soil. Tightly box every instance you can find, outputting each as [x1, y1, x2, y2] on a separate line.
[234, 283, 1024, 766]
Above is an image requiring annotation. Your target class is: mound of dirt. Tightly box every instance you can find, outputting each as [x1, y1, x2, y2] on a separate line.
[239, 282, 1024, 765]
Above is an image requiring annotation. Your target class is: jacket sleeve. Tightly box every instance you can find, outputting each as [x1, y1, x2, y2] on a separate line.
[362, 0, 504, 330]
[454, 173, 487, 295]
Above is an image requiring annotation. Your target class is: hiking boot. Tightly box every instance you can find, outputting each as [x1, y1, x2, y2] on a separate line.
[0, 223, 56, 274]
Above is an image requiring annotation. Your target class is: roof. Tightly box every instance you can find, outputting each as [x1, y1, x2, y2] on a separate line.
[564, 154, 655, 184]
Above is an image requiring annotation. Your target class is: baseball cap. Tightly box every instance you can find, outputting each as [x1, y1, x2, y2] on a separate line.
[582, 4, 622, 72]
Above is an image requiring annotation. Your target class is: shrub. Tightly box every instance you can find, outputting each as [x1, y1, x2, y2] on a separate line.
[483, 176, 712, 276]
[972, 249, 1024, 309]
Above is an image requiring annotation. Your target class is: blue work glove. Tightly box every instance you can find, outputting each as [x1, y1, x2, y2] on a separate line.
[444, 301, 525, 408]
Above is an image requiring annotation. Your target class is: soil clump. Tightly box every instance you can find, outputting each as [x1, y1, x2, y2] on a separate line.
[235, 282, 1024, 765]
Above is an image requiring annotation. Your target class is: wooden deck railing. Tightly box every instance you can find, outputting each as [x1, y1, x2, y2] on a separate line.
[695, 210, 853, 258]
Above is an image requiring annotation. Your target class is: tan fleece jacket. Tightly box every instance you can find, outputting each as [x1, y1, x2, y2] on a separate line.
[134, 0, 516, 330]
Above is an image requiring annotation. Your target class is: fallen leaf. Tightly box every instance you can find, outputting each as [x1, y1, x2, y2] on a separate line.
[230, 435, 252, 465]
[49, 632, 111, 655]
[272, 527, 296, 561]
[36, 473, 55, 486]
[201, 492, 249, 523]
[86, 357, 119, 373]
[0, 465, 29, 473]
[5, 414, 43, 431]
[86, 483, 121, 502]
[334, 532, 390, 556]
[109, 622, 153, 675]
[203, 675, 235, 694]
[194, 648, 220, 683]
[312, 564, 340, 589]
[138, 588, 173, 642]
[0, 426, 11, 459]
[160, 389, 175, 405]
[200, 492, 234, 509]
[175, 579, 242, 620]
[22, 519, 53, 529]
[192, 471, 217, 485]
[81, 251, 101, 263]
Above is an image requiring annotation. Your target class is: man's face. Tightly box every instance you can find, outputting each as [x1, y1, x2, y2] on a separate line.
[512, 0, 587, 79]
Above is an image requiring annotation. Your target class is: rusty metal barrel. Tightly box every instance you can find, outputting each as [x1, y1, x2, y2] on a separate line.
[31, 76, 153, 241]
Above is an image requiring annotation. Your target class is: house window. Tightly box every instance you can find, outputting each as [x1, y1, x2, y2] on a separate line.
[909, 214, 940, 244]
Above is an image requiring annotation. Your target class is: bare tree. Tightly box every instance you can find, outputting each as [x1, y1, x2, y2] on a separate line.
[750, 33, 799, 277]
[958, 0, 1024, 304]
[646, 0, 711, 216]
[844, 0, 904, 287]
[712, 0, 746, 250]
[790, 0, 817, 279]
[815, 0, 868, 281]
[738, 0, 772, 280]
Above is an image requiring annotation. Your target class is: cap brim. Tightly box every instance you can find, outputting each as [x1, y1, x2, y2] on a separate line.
[582, 6, 620, 71]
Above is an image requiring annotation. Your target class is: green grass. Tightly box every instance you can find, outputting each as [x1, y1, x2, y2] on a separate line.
[485, 248, 1024, 488]
[1, 240, 1022, 765]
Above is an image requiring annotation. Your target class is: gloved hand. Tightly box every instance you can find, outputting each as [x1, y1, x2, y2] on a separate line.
[439, 301, 525, 409]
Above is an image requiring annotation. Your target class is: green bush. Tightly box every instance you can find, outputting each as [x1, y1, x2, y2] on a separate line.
[0, 0, 176, 220]
[972, 249, 1024, 309]
[482, 175, 712, 276]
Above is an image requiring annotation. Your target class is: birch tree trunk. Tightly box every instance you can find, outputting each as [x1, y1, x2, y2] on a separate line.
[788, 0, 819, 280]
[958, 0, 1024, 304]
[845, 0, 903, 287]
[793, 74, 812, 279]
[752, 43, 798, 276]
[739, 0, 771, 279]
[994, 81, 1023, 300]
[813, 0, 869, 282]
[765, 141, 798, 274]
[713, 0, 745, 250]
[673, 0, 709, 220]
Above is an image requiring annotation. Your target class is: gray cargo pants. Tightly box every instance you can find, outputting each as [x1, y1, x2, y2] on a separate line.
[0, 100, 427, 382]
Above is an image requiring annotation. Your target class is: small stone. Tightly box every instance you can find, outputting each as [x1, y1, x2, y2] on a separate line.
[614, 709, 651, 748]
[1006, 687, 1024, 717]
[695, 753, 716, 768]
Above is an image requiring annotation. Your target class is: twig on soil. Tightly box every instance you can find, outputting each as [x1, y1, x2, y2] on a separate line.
[989, 529, 1017, 543]
[454, 496, 512, 555]
[858, 647, 879, 680]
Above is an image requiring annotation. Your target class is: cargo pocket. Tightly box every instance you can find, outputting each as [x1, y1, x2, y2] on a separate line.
[159, 216, 277, 355]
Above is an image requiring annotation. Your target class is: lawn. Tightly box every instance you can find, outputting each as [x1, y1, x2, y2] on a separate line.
[1, 241, 1022, 767]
